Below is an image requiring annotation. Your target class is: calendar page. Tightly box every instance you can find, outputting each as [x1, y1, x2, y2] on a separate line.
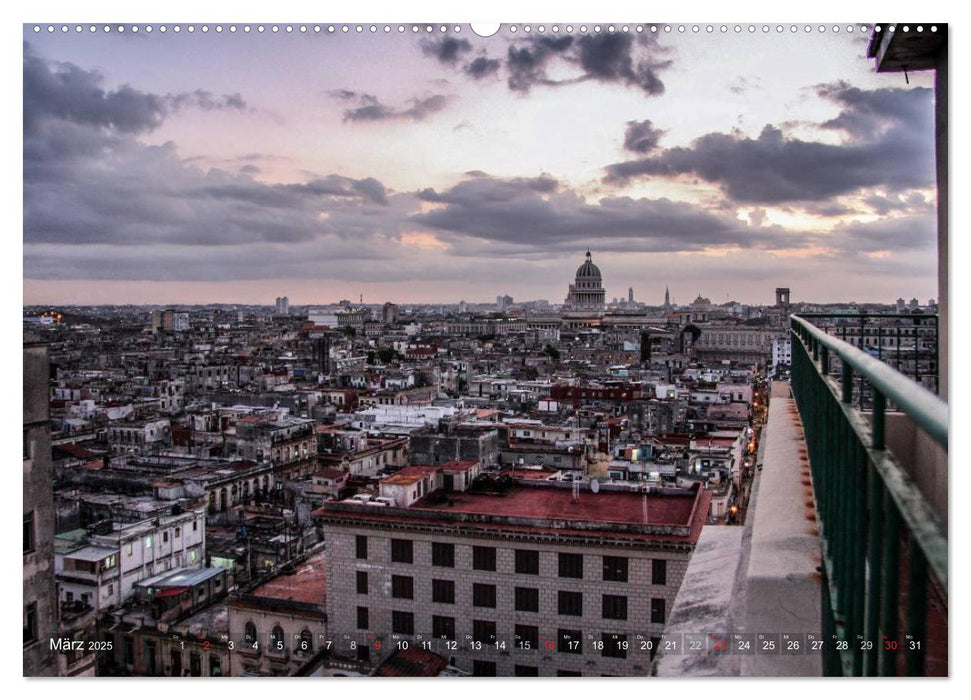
[21, 3, 949, 686]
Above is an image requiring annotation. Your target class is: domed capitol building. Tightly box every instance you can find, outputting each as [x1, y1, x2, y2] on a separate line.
[564, 250, 606, 311]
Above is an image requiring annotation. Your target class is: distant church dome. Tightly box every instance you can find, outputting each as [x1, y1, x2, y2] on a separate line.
[575, 250, 602, 280]
[564, 251, 606, 311]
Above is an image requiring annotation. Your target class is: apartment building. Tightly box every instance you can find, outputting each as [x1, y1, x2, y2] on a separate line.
[314, 478, 709, 676]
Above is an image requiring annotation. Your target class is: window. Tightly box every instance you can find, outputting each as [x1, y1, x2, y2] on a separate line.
[514, 587, 539, 613]
[472, 546, 496, 571]
[270, 625, 285, 652]
[356, 606, 369, 630]
[23, 603, 37, 645]
[651, 598, 666, 624]
[557, 669, 582, 676]
[145, 536, 153, 550]
[558, 590, 583, 616]
[515, 624, 539, 650]
[432, 615, 455, 641]
[558, 553, 583, 579]
[356, 571, 368, 595]
[472, 660, 497, 677]
[23, 512, 35, 554]
[390, 539, 413, 564]
[602, 633, 628, 659]
[514, 665, 539, 676]
[602, 556, 628, 582]
[652, 559, 667, 586]
[431, 542, 454, 567]
[126, 542, 133, 556]
[558, 628, 582, 654]
[431, 579, 455, 604]
[163, 531, 169, 543]
[175, 527, 181, 538]
[472, 619, 496, 644]
[602, 595, 628, 621]
[244, 621, 257, 644]
[192, 521, 198, 532]
[392, 575, 414, 599]
[356, 535, 368, 559]
[472, 583, 496, 608]
[391, 610, 414, 635]
[515, 549, 539, 575]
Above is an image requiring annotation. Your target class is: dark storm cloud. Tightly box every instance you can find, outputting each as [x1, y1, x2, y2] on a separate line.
[341, 93, 450, 122]
[412, 173, 802, 255]
[506, 36, 574, 92]
[23, 42, 247, 136]
[826, 215, 936, 255]
[464, 56, 501, 79]
[421, 36, 472, 64]
[575, 33, 670, 95]
[623, 119, 665, 154]
[603, 84, 934, 204]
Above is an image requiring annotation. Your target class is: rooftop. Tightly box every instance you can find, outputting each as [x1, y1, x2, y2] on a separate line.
[248, 551, 327, 607]
[412, 482, 696, 527]
[317, 481, 709, 545]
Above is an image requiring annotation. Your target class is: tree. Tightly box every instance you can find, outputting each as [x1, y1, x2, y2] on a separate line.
[543, 344, 560, 361]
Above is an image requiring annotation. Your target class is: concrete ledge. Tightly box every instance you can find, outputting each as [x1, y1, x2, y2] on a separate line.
[740, 381, 822, 676]
[654, 526, 744, 676]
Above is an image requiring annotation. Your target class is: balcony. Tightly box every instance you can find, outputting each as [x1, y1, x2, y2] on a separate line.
[657, 315, 947, 677]
[788, 314, 947, 676]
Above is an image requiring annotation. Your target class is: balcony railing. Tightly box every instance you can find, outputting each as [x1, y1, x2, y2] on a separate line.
[790, 315, 947, 676]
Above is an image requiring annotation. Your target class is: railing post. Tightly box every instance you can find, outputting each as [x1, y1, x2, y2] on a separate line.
[880, 497, 900, 676]
[905, 540, 928, 676]
[841, 362, 853, 404]
[865, 469, 884, 676]
[871, 390, 886, 451]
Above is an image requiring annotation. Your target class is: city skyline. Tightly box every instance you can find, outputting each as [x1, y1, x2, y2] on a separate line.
[23, 25, 938, 305]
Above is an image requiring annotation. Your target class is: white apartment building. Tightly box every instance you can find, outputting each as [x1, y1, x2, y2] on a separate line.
[55, 509, 206, 614]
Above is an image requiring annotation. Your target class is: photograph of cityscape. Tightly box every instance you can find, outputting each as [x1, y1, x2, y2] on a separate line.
[22, 14, 949, 682]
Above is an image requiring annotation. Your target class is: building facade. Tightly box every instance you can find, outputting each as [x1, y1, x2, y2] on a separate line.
[315, 480, 709, 676]
[24, 342, 59, 676]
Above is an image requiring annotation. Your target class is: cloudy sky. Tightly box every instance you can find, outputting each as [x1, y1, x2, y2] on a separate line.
[22, 24, 939, 306]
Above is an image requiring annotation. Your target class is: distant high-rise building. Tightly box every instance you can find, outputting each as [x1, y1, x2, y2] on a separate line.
[275, 296, 289, 316]
[896, 297, 907, 313]
[564, 251, 605, 311]
[664, 285, 671, 310]
[382, 301, 399, 324]
[23, 341, 58, 676]
[909, 297, 920, 310]
[628, 286, 634, 303]
[496, 295, 513, 312]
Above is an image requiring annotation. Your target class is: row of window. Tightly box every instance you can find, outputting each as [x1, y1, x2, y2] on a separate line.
[359, 572, 635, 620]
[355, 536, 666, 584]
[354, 607, 664, 658]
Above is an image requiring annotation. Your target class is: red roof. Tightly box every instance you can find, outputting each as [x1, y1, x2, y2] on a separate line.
[249, 552, 327, 606]
[374, 646, 448, 677]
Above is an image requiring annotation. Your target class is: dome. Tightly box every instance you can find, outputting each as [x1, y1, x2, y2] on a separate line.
[575, 251, 602, 279]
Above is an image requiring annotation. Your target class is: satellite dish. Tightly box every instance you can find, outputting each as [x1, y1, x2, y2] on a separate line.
[590, 480, 600, 494]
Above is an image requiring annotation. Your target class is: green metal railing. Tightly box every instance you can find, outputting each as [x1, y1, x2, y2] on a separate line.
[790, 314, 947, 676]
